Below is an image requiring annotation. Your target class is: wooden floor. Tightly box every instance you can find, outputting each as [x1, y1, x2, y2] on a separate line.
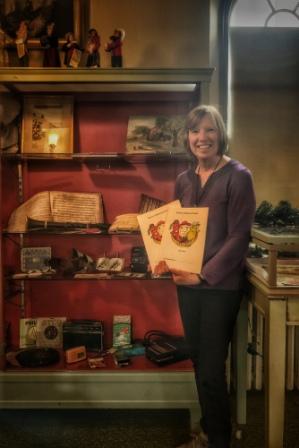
[0, 391, 298, 448]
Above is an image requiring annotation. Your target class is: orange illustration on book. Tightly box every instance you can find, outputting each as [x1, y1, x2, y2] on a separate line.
[148, 220, 165, 243]
[170, 220, 200, 247]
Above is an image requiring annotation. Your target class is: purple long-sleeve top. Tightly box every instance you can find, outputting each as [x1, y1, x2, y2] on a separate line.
[174, 159, 256, 290]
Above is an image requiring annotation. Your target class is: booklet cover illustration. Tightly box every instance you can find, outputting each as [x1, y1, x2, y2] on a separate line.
[137, 200, 180, 271]
[138, 201, 208, 274]
[161, 207, 209, 274]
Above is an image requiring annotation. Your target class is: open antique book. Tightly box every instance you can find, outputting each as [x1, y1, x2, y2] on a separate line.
[7, 191, 104, 233]
[137, 201, 208, 274]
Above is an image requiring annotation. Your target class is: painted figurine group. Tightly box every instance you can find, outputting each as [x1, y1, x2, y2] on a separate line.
[5, 22, 125, 68]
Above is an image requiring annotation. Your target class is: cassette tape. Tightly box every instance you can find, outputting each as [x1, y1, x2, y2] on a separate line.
[19, 318, 38, 349]
[36, 317, 66, 349]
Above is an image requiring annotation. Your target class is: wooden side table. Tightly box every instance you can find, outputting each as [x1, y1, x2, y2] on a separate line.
[247, 273, 299, 448]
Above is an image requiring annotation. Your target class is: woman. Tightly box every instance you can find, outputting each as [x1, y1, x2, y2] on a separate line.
[155, 105, 256, 448]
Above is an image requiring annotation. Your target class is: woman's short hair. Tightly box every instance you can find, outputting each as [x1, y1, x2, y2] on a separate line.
[185, 105, 228, 158]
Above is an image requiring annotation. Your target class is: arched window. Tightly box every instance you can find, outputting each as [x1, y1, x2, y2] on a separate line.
[231, 0, 299, 27]
[226, 0, 299, 206]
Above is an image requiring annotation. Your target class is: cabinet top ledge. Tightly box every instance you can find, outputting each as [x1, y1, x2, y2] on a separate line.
[0, 67, 214, 94]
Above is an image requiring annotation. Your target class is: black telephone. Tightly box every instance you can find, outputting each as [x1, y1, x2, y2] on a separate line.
[143, 330, 189, 366]
[130, 246, 148, 273]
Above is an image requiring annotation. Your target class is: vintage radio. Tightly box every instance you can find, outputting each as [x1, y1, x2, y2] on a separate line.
[63, 320, 104, 352]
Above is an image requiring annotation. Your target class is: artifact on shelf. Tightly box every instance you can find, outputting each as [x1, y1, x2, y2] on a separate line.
[108, 213, 139, 233]
[62, 319, 104, 352]
[96, 257, 125, 272]
[143, 330, 189, 366]
[27, 218, 109, 234]
[138, 193, 165, 214]
[85, 28, 100, 68]
[0, 28, 11, 67]
[6, 348, 60, 368]
[126, 115, 186, 154]
[113, 315, 131, 347]
[46, 249, 95, 277]
[62, 32, 81, 68]
[21, 247, 52, 272]
[104, 28, 125, 68]
[130, 246, 148, 273]
[19, 317, 66, 350]
[19, 318, 38, 349]
[255, 200, 299, 228]
[7, 191, 104, 233]
[36, 317, 66, 348]
[15, 20, 29, 67]
[40, 22, 61, 67]
[0, 93, 21, 153]
[21, 95, 73, 154]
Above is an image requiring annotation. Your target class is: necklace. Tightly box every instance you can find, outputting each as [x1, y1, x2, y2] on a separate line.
[196, 155, 223, 176]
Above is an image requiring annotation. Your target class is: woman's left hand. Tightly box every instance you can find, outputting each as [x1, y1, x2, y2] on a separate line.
[170, 268, 201, 286]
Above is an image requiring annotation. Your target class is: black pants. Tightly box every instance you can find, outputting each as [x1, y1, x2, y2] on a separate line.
[177, 286, 242, 448]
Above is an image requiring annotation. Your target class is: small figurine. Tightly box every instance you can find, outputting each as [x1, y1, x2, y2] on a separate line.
[85, 28, 100, 68]
[62, 32, 81, 68]
[105, 28, 125, 67]
[40, 22, 61, 67]
[0, 27, 10, 67]
[15, 20, 29, 67]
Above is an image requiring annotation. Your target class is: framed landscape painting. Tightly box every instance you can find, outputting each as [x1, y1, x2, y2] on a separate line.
[126, 115, 186, 154]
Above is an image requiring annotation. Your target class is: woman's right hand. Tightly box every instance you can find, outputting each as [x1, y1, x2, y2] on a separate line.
[153, 260, 170, 275]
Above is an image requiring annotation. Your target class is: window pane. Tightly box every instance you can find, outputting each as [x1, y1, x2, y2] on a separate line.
[230, 0, 299, 27]
[275, 0, 298, 10]
[267, 12, 299, 27]
[230, 0, 271, 27]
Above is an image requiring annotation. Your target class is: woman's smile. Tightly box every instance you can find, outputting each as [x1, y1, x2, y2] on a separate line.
[188, 114, 220, 162]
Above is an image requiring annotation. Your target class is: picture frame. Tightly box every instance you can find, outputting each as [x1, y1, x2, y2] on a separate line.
[0, 0, 83, 46]
[21, 95, 74, 154]
[126, 115, 186, 154]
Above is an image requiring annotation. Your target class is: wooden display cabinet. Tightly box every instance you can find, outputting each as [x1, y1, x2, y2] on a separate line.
[0, 67, 213, 423]
[248, 226, 299, 288]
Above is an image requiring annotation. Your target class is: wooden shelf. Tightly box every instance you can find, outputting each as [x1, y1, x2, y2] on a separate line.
[0, 67, 214, 95]
[5, 352, 192, 372]
[0, 151, 191, 163]
[8, 272, 171, 281]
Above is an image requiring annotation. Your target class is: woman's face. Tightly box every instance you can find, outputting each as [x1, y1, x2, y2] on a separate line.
[188, 114, 220, 162]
